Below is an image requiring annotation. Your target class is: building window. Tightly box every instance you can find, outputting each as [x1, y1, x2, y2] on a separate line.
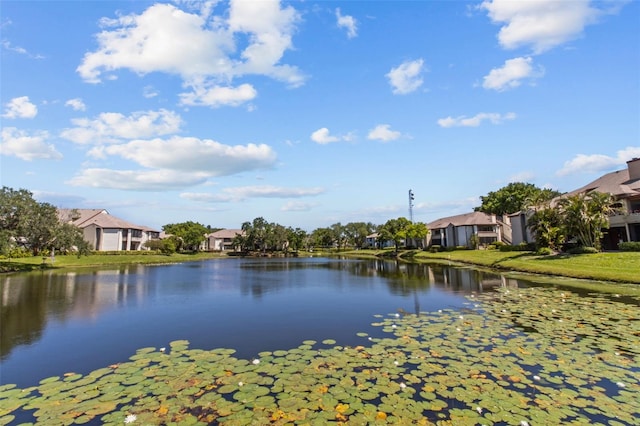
[131, 229, 142, 238]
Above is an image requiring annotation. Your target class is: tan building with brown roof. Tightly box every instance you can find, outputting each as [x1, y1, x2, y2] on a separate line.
[510, 158, 640, 249]
[564, 158, 640, 248]
[427, 211, 502, 248]
[204, 229, 244, 251]
[59, 209, 160, 251]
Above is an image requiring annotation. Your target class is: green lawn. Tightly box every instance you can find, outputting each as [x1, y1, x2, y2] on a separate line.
[342, 249, 640, 284]
[0, 251, 228, 273]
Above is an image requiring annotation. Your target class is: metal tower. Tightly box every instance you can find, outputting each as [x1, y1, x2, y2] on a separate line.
[408, 189, 415, 223]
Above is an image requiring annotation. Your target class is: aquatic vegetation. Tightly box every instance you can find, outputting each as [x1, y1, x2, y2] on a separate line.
[0, 287, 638, 425]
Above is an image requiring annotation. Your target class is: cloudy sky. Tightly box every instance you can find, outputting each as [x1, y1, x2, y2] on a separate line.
[1, 0, 638, 231]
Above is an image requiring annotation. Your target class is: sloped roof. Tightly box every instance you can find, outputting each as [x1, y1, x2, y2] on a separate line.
[58, 208, 158, 231]
[427, 211, 495, 230]
[208, 229, 244, 239]
[564, 168, 640, 199]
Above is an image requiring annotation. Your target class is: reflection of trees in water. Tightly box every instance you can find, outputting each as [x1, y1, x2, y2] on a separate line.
[331, 259, 509, 295]
[0, 266, 154, 360]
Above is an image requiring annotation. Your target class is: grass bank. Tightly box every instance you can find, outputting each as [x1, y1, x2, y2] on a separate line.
[341, 249, 640, 284]
[0, 251, 228, 273]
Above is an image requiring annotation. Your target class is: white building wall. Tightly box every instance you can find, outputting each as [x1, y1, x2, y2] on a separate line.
[102, 229, 121, 251]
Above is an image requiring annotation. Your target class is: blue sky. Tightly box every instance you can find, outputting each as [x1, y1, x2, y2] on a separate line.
[1, 0, 639, 232]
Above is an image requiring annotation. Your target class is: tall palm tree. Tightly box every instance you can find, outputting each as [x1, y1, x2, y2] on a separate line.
[527, 206, 565, 250]
[558, 192, 616, 250]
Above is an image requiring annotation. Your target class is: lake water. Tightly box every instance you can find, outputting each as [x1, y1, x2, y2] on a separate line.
[1, 257, 514, 388]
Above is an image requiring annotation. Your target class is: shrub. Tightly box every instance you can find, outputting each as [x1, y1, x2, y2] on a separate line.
[618, 241, 640, 252]
[8, 247, 31, 258]
[429, 245, 441, 253]
[489, 241, 506, 249]
[566, 246, 599, 254]
[536, 247, 553, 256]
[499, 242, 535, 252]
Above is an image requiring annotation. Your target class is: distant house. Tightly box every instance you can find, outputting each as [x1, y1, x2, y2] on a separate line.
[427, 212, 502, 248]
[364, 233, 395, 249]
[58, 209, 160, 251]
[205, 229, 244, 251]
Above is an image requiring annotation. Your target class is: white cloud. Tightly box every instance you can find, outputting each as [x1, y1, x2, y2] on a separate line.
[60, 109, 182, 144]
[437, 112, 516, 127]
[101, 136, 277, 176]
[482, 56, 543, 91]
[508, 171, 535, 182]
[336, 8, 358, 38]
[179, 83, 257, 107]
[67, 168, 210, 191]
[2, 40, 44, 59]
[143, 85, 159, 98]
[2, 96, 38, 119]
[77, 1, 305, 105]
[182, 185, 324, 203]
[0, 127, 62, 161]
[281, 201, 316, 212]
[367, 124, 402, 142]
[311, 127, 339, 144]
[65, 98, 86, 111]
[557, 146, 640, 176]
[479, 0, 617, 54]
[386, 59, 424, 94]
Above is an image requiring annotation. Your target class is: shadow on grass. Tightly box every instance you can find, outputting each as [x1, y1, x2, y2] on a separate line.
[0, 261, 45, 273]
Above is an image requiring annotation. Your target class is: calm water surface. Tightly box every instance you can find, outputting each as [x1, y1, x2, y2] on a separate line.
[1, 257, 518, 387]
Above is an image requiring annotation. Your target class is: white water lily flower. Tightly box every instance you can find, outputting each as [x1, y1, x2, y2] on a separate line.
[238, 381, 243, 387]
[391, 324, 397, 329]
[399, 383, 407, 389]
[533, 375, 541, 381]
[394, 313, 400, 318]
[520, 421, 529, 426]
[394, 361, 399, 365]
[252, 359, 260, 365]
[616, 382, 626, 388]
[159, 347, 165, 352]
[476, 406, 482, 414]
[124, 414, 137, 424]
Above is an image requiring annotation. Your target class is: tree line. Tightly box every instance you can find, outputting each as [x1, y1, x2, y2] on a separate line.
[0, 182, 619, 257]
[0, 187, 90, 257]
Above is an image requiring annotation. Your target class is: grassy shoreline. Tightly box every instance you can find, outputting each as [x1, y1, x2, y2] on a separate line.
[2, 249, 638, 284]
[339, 248, 640, 284]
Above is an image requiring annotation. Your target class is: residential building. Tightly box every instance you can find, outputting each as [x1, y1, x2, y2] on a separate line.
[427, 211, 502, 248]
[58, 209, 160, 251]
[563, 157, 640, 249]
[205, 229, 244, 251]
[510, 158, 640, 249]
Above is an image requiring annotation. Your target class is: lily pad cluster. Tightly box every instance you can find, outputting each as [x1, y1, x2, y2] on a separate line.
[1, 287, 638, 425]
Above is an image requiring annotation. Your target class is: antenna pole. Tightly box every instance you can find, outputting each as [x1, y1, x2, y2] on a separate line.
[408, 189, 414, 223]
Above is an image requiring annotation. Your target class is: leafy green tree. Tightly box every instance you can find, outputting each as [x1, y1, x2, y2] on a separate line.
[52, 222, 92, 255]
[310, 227, 335, 249]
[0, 187, 64, 256]
[558, 192, 616, 250]
[475, 182, 561, 216]
[344, 222, 376, 249]
[240, 217, 272, 253]
[406, 222, 429, 248]
[286, 227, 307, 253]
[330, 222, 348, 251]
[378, 217, 412, 253]
[162, 221, 209, 252]
[527, 207, 565, 251]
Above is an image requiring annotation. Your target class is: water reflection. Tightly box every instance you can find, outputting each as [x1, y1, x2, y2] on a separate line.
[0, 259, 517, 361]
[1, 258, 524, 387]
